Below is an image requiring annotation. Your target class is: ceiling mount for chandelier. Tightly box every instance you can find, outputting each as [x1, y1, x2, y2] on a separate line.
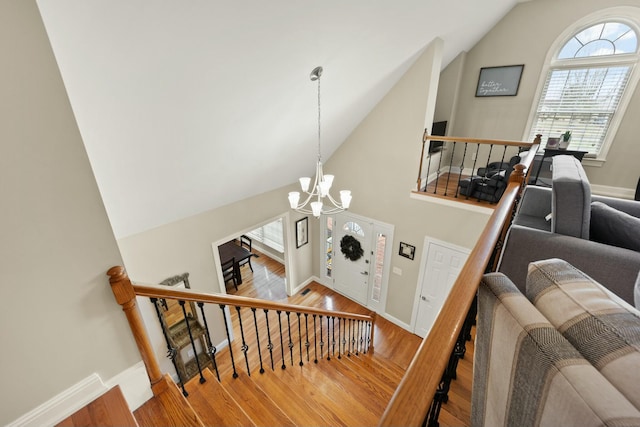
[288, 66, 352, 217]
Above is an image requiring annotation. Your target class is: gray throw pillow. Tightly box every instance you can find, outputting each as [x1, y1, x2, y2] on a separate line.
[590, 201, 640, 251]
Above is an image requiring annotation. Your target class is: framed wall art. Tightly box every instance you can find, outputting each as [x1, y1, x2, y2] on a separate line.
[399, 242, 416, 260]
[475, 64, 524, 97]
[296, 217, 308, 248]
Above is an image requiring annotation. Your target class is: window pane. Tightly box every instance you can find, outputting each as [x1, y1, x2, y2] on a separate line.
[558, 22, 637, 58]
[371, 233, 386, 303]
[529, 65, 631, 155]
[325, 216, 333, 277]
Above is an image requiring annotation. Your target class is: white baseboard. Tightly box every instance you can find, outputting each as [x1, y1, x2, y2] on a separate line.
[379, 312, 414, 333]
[105, 361, 152, 411]
[7, 374, 107, 427]
[591, 184, 635, 200]
[292, 276, 318, 295]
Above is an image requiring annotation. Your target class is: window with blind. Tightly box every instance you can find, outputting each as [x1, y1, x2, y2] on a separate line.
[527, 21, 638, 158]
[247, 218, 284, 253]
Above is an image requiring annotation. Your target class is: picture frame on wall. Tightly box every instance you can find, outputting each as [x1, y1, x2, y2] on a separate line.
[399, 242, 416, 260]
[475, 64, 524, 97]
[296, 217, 308, 248]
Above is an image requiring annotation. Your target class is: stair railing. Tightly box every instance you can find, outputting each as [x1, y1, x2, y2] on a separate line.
[108, 267, 375, 397]
[380, 140, 538, 427]
[416, 132, 541, 202]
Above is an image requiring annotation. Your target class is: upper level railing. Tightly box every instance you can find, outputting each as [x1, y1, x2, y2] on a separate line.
[415, 132, 541, 204]
[108, 267, 375, 397]
[379, 134, 539, 426]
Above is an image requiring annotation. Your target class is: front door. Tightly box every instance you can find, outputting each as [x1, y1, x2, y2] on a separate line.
[333, 213, 373, 305]
[414, 239, 468, 338]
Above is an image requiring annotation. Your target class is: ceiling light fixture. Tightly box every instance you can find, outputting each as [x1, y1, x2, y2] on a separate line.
[288, 66, 352, 218]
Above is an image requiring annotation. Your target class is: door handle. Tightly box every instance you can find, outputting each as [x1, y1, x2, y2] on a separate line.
[361, 271, 369, 275]
[421, 296, 427, 301]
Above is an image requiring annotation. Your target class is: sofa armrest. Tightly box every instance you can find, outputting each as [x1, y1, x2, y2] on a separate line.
[497, 224, 640, 305]
[592, 194, 640, 218]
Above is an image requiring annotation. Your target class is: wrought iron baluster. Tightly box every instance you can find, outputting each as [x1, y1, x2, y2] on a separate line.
[277, 310, 286, 369]
[454, 143, 468, 198]
[326, 315, 331, 361]
[356, 319, 361, 355]
[151, 298, 188, 396]
[352, 320, 357, 355]
[297, 312, 304, 366]
[319, 315, 324, 360]
[347, 319, 353, 357]
[197, 302, 220, 381]
[304, 313, 310, 362]
[235, 306, 251, 376]
[286, 311, 294, 366]
[433, 141, 446, 194]
[443, 142, 456, 196]
[424, 143, 433, 192]
[331, 316, 336, 358]
[220, 305, 238, 378]
[251, 308, 265, 374]
[313, 314, 318, 363]
[337, 317, 342, 359]
[264, 309, 275, 371]
[180, 301, 206, 384]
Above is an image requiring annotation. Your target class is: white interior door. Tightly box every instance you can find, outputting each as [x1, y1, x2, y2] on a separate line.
[333, 214, 373, 305]
[414, 239, 468, 338]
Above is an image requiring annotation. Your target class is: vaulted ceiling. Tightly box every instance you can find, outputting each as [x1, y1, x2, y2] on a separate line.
[37, 0, 527, 238]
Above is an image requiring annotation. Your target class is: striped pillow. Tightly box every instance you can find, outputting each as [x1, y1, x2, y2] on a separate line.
[526, 258, 640, 411]
[474, 272, 640, 427]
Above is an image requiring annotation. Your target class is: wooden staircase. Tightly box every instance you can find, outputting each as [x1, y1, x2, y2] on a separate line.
[134, 344, 412, 426]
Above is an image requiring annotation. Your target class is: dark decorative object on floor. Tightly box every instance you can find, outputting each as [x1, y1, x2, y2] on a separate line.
[340, 235, 364, 261]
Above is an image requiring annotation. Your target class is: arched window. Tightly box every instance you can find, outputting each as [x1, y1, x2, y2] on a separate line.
[526, 13, 640, 160]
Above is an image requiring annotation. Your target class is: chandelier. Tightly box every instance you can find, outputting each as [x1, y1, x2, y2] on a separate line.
[288, 66, 352, 217]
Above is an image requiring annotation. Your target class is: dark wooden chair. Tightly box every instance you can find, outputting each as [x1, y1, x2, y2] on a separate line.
[222, 257, 237, 290]
[239, 235, 253, 272]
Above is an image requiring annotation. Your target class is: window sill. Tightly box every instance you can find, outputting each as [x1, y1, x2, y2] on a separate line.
[582, 157, 605, 168]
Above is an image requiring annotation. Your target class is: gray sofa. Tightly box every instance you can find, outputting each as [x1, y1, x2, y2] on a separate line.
[498, 155, 640, 305]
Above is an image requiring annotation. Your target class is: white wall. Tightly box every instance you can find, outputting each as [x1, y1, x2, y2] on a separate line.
[0, 1, 140, 424]
[448, 0, 640, 191]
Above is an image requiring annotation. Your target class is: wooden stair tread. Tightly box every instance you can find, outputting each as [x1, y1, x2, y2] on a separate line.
[185, 369, 256, 427]
[56, 385, 137, 427]
[218, 372, 297, 427]
[134, 375, 203, 427]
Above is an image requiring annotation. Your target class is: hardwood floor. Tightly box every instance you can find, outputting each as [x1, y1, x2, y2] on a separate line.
[135, 250, 472, 426]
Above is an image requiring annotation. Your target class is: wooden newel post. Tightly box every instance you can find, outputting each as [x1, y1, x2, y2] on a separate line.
[107, 266, 164, 390]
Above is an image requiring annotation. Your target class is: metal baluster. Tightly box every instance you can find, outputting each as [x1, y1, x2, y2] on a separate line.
[264, 309, 275, 371]
[347, 319, 353, 357]
[319, 315, 324, 360]
[286, 312, 294, 366]
[454, 143, 468, 198]
[355, 320, 361, 355]
[433, 141, 446, 195]
[342, 318, 347, 356]
[180, 301, 206, 384]
[304, 313, 310, 362]
[352, 320, 357, 356]
[313, 314, 318, 364]
[220, 305, 238, 378]
[332, 317, 336, 358]
[151, 298, 188, 396]
[197, 302, 220, 381]
[234, 306, 251, 376]
[277, 310, 286, 369]
[326, 315, 331, 361]
[477, 144, 495, 202]
[297, 313, 304, 366]
[424, 142, 433, 192]
[443, 141, 456, 196]
[466, 144, 481, 200]
[337, 317, 342, 359]
[251, 308, 265, 374]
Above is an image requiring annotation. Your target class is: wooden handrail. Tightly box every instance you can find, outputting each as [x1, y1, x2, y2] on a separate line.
[132, 282, 375, 323]
[380, 151, 537, 426]
[423, 133, 537, 147]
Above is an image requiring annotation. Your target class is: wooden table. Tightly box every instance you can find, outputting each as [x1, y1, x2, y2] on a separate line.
[218, 241, 252, 285]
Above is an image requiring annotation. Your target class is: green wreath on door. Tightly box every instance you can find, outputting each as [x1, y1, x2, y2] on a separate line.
[340, 235, 364, 261]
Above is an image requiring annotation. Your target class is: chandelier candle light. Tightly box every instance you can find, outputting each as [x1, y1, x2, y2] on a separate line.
[288, 66, 352, 217]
